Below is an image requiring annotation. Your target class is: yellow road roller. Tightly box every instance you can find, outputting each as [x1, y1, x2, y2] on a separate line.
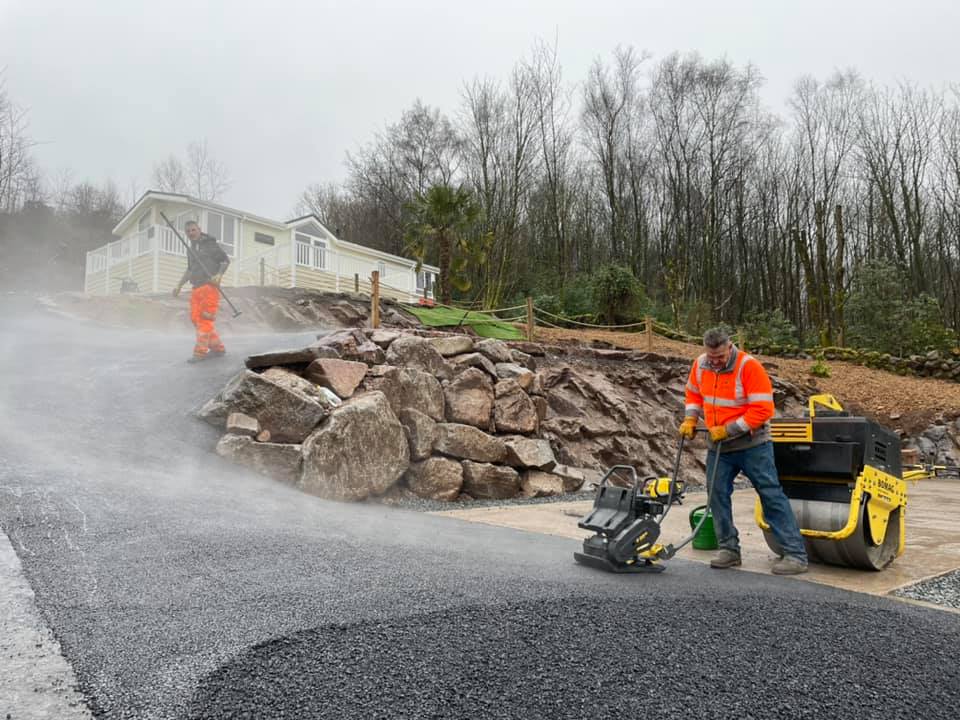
[756, 394, 907, 570]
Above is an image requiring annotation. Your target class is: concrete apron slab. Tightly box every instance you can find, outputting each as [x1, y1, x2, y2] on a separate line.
[434, 478, 960, 601]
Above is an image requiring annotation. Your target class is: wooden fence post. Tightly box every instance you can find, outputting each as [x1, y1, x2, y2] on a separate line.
[645, 315, 653, 351]
[526, 297, 535, 341]
[371, 271, 380, 329]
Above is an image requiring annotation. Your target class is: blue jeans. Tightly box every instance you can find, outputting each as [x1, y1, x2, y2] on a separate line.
[706, 441, 807, 561]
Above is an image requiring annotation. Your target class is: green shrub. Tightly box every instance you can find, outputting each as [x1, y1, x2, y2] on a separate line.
[810, 355, 831, 378]
[590, 265, 647, 325]
[741, 308, 798, 347]
[534, 293, 562, 318]
[845, 259, 956, 356]
[562, 274, 598, 320]
[682, 301, 715, 338]
[900, 294, 957, 355]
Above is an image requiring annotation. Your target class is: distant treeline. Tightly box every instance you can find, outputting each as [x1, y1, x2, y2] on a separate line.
[294, 43, 960, 348]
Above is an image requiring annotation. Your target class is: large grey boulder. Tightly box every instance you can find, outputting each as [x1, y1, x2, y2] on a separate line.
[429, 335, 474, 357]
[495, 362, 534, 391]
[244, 344, 340, 370]
[398, 407, 438, 461]
[385, 335, 449, 378]
[461, 461, 520, 499]
[315, 329, 385, 365]
[520, 470, 564, 498]
[448, 352, 498, 378]
[216, 434, 302, 484]
[304, 358, 368, 399]
[363, 366, 445, 421]
[433, 423, 507, 463]
[226, 412, 259, 438]
[299, 391, 409, 501]
[503, 437, 557, 471]
[493, 379, 538, 434]
[368, 329, 401, 348]
[404, 457, 463, 501]
[552, 464, 590, 492]
[510, 349, 536, 371]
[198, 369, 329, 443]
[443, 367, 494, 429]
[260, 367, 324, 398]
[475, 338, 514, 364]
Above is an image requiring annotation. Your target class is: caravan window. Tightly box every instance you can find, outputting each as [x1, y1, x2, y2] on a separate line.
[205, 212, 236, 257]
[296, 233, 326, 270]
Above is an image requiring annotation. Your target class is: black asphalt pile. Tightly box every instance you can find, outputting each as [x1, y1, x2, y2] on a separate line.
[895, 569, 960, 610]
[190, 596, 960, 720]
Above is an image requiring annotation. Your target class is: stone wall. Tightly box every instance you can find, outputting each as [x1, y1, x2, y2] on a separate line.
[746, 342, 960, 382]
[200, 329, 807, 503]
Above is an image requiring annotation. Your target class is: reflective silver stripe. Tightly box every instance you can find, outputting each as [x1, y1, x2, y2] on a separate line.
[734, 354, 753, 401]
[735, 417, 750, 433]
[702, 395, 745, 407]
[686, 381, 701, 394]
[685, 402, 702, 412]
[746, 393, 773, 403]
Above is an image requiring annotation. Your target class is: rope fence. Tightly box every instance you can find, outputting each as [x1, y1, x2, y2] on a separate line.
[354, 276, 734, 348]
[389, 291, 724, 348]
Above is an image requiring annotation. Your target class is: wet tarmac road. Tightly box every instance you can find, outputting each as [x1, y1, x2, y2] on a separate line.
[1, 302, 958, 719]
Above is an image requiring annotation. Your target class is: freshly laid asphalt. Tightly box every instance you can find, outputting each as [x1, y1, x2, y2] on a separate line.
[1, 297, 958, 719]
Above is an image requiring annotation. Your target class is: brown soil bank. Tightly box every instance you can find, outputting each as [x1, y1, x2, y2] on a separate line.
[535, 326, 960, 437]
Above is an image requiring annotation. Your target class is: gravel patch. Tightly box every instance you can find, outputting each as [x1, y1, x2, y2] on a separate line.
[189, 595, 960, 720]
[372, 488, 598, 513]
[894, 569, 960, 610]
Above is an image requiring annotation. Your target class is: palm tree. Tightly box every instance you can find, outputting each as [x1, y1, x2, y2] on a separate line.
[403, 184, 486, 305]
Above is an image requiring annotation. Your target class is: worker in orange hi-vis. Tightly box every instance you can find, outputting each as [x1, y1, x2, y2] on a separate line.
[172, 220, 230, 363]
[680, 327, 808, 576]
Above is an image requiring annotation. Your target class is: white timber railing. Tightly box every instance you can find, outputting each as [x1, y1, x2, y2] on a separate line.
[84, 225, 216, 294]
[85, 227, 435, 302]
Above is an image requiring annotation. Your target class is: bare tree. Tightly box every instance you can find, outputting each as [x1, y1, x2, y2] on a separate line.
[186, 139, 231, 201]
[581, 46, 650, 263]
[151, 153, 187, 194]
[0, 72, 38, 212]
[525, 37, 577, 280]
[150, 140, 231, 200]
[346, 100, 462, 254]
[787, 70, 864, 343]
[459, 64, 539, 305]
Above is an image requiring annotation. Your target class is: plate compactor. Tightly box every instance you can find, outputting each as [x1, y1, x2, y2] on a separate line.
[575, 395, 908, 573]
[757, 395, 907, 570]
[574, 436, 708, 573]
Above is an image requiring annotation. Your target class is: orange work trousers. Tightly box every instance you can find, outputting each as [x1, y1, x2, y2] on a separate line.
[189, 284, 225, 358]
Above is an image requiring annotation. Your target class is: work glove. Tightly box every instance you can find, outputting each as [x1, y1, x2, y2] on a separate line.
[210, 274, 222, 286]
[708, 425, 728, 442]
[172, 283, 182, 298]
[678, 417, 697, 439]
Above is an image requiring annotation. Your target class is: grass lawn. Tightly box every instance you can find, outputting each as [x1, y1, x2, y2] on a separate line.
[403, 305, 524, 340]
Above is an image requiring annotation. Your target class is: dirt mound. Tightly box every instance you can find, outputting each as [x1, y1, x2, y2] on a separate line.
[39, 287, 418, 334]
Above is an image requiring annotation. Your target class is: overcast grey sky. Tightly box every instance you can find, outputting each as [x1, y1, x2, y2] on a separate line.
[2, 0, 957, 220]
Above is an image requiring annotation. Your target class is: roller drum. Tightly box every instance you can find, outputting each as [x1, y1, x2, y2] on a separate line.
[762, 498, 900, 571]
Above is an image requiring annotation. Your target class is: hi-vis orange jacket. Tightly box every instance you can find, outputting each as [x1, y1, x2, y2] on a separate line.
[684, 346, 775, 451]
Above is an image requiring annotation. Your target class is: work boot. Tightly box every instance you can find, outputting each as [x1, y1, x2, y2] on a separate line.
[771, 556, 808, 575]
[709, 549, 742, 569]
[186, 355, 207, 364]
[208, 349, 226, 358]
